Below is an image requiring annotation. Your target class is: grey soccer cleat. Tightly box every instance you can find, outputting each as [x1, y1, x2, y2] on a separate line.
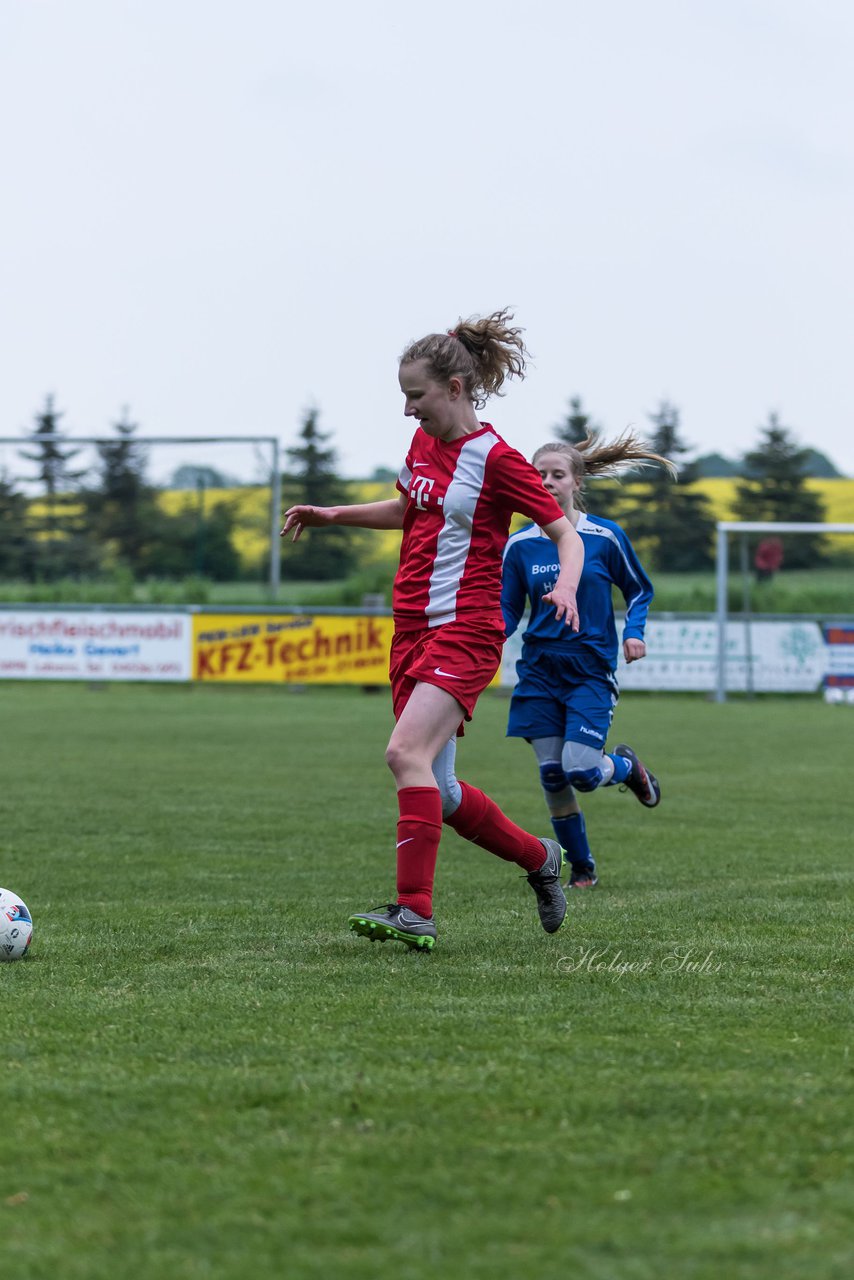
[526, 839, 568, 933]
[348, 904, 437, 951]
[613, 743, 661, 808]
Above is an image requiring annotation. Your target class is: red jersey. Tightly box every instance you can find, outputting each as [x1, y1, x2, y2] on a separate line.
[393, 423, 564, 630]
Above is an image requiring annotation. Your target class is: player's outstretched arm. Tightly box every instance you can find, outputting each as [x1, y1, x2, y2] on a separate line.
[540, 516, 584, 630]
[281, 494, 407, 542]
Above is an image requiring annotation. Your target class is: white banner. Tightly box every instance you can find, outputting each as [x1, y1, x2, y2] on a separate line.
[501, 617, 828, 693]
[0, 609, 845, 692]
[0, 611, 192, 681]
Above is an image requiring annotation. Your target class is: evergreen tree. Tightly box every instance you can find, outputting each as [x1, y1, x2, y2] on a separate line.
[734, 413, 827, 568]
[555, 395, 600, 445]
[18, 396, 95, 578]
[84, 408, 158, 572]
[0, 471, 36, 578]
[83, 412, 244, 581]
[18, 395, 86, 496]
[618, 400, 717, 570]
[285, 409, 355, 581]
[551, 395, 625, 519]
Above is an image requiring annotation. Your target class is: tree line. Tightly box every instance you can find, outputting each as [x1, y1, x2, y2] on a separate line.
[0, 398, 242, 581]
[552, 397, 830, 571]
[291, 395, 835, 577]
[0, 397, 353, 584]
[0, 393, 838, 584]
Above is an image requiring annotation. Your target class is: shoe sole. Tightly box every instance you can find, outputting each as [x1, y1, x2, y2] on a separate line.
[566, 879, 598, 889]
[641, 777, 660, 807]
[348, 916, 436, 951]
[633, 768, 660, 807]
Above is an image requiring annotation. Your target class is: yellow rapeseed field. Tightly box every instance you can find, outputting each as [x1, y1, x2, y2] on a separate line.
[159, 483, 403, 568]
[29, 478, 854, 571]
[688, 478, 854, 523]
[157, 487, 280, 569]
[189, 478, 854, 569]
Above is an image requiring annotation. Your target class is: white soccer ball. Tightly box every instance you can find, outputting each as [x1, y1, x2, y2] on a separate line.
[0, 887, 33, 961]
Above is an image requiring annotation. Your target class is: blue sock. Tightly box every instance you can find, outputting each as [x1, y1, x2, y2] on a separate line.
[550, 812, 595, 874]
[605, 752, 632, 786]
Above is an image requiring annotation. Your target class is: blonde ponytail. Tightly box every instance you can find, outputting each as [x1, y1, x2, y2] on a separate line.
[400, 308, 528, 410]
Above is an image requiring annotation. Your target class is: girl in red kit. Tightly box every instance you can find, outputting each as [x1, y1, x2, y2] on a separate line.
[282, 309, 583, 950]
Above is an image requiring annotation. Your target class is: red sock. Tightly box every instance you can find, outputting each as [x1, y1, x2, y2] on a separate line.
[444, 781, 545, 872]
[396, 786, 443, 919]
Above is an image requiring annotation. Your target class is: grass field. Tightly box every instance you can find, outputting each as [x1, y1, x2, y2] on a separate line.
[2, 684, 852, 1279]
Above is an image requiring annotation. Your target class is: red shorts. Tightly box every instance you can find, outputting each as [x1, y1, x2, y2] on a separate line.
[389, 620, 504, 726]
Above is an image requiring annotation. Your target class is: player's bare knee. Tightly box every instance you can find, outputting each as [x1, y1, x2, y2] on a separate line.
[385, 737, 409, 778]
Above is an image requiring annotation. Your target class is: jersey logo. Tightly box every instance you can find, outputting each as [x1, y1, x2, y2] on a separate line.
[410, 474, 436, 509]
[434, 667, 462, 679]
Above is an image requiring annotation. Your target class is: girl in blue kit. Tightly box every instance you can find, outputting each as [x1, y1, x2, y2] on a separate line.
[501, 435, 673, 888]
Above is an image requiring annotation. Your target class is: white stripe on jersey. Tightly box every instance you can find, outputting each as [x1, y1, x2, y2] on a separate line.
[503, 522, 543, 561]
[577, 513, 645, 623]
[426, 431, 499, 626]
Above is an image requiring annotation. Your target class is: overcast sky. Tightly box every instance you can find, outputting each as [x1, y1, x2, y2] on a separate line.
[2, 0, 853, 483]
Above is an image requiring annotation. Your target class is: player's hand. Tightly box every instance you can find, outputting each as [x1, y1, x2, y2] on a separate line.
[623, 638, 646, 663]
[543, 587, 579, 631]
[280, 505, 335, 542]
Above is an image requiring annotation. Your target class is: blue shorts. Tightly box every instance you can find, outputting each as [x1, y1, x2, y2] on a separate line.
[506, 645, 619, 749]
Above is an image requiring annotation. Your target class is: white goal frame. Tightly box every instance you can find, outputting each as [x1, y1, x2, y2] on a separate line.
[715, 521, 854, 702]
[0, 433, 283, 594]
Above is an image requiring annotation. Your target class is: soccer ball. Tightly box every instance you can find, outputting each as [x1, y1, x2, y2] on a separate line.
[0, 887, 33, 961]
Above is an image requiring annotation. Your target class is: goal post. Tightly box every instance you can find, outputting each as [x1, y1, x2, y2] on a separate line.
[715, 521, 854, 702]
[0, 434, 283, 595]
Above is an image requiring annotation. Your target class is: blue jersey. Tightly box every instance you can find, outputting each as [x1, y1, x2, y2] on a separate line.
[501, 512, 653, 670]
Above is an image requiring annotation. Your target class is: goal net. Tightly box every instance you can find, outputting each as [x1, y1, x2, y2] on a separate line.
[715, 521, 854, 702]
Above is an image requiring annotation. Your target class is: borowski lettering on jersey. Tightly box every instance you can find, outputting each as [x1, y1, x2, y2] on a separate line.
[502, 513, 654, 666]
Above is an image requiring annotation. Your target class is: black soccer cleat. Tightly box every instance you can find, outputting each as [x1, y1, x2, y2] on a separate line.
[613, 743, 661, 808]
[348, 904, 437, 951]
[526, 839, 568, 933]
